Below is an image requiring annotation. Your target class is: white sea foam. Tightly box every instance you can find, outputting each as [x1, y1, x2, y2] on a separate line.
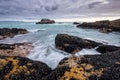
[28, 29, 46, 33]
[27, 41, 70, 69]
[75, 49, 101, 56]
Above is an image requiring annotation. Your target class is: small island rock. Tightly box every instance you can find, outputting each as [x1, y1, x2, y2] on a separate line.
[36, 19, 55, 24]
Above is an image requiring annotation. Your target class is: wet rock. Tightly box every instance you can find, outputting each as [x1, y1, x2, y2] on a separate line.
[57, 49, 120, 80]
[55, 34, 102, 54]
[0, 43, 33, 57]
[36, 19, 55, 24]
[98, 64, 120, 80]
[96, 45, 120, 53]
[0, 56, 51, 80]
[41, 66, 70, 80]
[55, 34, 120, 54]
[0, 28, 28, 40]
[77, 19, 120, 33]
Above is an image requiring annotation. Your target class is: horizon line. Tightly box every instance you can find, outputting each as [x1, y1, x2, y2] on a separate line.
[0, 17, 120, 22]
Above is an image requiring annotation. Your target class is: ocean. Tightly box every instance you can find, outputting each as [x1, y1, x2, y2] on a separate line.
[0, 21, 120, 69]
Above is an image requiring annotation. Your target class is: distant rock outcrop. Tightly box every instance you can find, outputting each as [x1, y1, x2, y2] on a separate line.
[36, 19, 55, 24]
[0, 28, 28, 40]
[73, 22, 80, 25]
[77, 19, 120, 33]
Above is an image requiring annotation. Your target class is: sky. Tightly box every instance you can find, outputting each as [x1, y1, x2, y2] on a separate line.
[0, 0, 120, 22]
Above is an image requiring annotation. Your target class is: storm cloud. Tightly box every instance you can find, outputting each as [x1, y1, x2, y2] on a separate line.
[0, 0, 120, 20]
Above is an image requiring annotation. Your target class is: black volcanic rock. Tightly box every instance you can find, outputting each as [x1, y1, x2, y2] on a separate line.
[0, 56, 51, 80]
[55, 34, 102, 54]
[0, 28, 28, 40]
[56, 49, 120, 80]
[41, 66, 70, 80]
[96, 45, 120, 53]
[77, 19, 120, 33]
[98, 64, 120, 80]
[36, 19, 55, 24]
[55, 34, 120, 54]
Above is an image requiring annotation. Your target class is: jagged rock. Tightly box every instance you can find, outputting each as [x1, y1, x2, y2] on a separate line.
[96, 45, 120, 54]
[36, 19, 55, 24]
[55, 34, 120, 54]
[0, 28, 28, 40]
[41, 66, 70, 80]
[0, 43, 33, 57]
[98, 64, 120, 80]
[0, 56, 51, 80]
[77, 19, 120, 33]
[55, 34, 102, 54]
[56, 50, 120, 80]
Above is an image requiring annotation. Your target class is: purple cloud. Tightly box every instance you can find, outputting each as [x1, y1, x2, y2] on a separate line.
[0, 0, 119, 20]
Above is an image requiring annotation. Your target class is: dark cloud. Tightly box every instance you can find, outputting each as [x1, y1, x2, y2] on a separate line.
[45, 5, 59, 12]
[88, 2, 103, 9]
[0, 0, 119, 20]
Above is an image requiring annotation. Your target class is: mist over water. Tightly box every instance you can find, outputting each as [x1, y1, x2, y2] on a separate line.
[0, 21, 120, 69]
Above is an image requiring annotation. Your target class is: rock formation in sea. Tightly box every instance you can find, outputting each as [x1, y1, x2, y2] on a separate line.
[73, 22, 80, 25]
[55, 34, 120, 54]
[0, 28, 28, 40]
[0, 43, 33, 57]
[76, 19, 120, 33]
[36, 19, 55, 24]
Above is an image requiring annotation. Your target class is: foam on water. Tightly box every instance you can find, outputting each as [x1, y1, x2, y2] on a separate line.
[28, 28, 46, 33]
[75, 49, 101, 56]
[27, 41, 71, 69]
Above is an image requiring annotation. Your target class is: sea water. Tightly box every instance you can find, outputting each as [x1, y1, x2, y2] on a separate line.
[0, 21, 120, 69]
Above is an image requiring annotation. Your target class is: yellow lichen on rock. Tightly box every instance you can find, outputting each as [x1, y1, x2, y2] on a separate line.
[60, 66, 86, 80]
[60, 64, 104, 80]
[0, 59, 9, 68]
[0, 57, 35, 80]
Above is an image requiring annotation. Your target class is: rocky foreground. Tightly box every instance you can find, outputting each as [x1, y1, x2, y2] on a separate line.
[0, 43, 33, 57]
[0, 56, 51, 80]
[36, 19, 55, 24]
[77, 19, 120, 33]
[0, 34, 120, 80]
[0, 28, 28, 40]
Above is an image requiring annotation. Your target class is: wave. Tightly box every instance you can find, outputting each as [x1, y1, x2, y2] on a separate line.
[27, 41, 70, 69]
[28, 28, 46, 33]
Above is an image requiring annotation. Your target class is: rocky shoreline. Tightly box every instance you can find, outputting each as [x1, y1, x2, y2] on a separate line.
[0, 33, 120, 80]
[0, 28, 33, 57]
[0, 43, 33, 57]
[76, 19, 120, 33]
[0, 28, 28, 40]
